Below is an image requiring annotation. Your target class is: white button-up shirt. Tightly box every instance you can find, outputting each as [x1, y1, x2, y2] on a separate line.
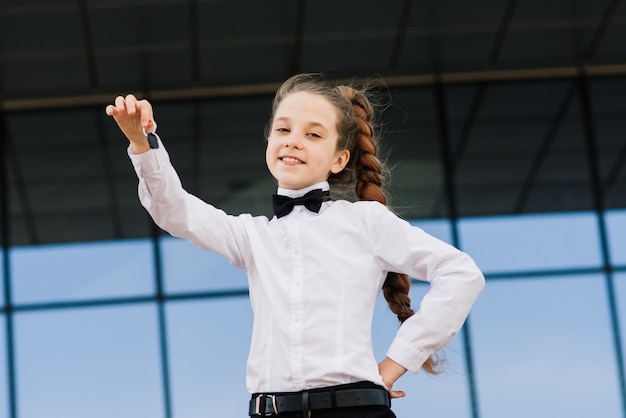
[129, 138, 485, 393]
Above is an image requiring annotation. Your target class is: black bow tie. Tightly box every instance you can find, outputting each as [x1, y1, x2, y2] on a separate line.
[272, 189, 330, 218]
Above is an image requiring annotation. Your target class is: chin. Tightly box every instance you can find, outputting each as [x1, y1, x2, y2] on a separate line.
[278, 180, 307, 190]
[279, 183, 301, 190]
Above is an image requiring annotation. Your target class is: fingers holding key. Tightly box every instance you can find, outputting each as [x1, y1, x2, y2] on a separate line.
[106, 94, 155, 149]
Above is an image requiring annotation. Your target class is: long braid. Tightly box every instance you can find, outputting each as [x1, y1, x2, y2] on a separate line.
[348, 93, 415, 321]
[338, 86, 441, 375]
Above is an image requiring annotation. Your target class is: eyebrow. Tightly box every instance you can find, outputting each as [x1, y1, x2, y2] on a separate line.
[273, 117, 329, 133]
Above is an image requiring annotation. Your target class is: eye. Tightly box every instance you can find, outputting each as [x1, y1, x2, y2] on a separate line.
[307, 132, 322, 138]
[275, 127, 289, 133]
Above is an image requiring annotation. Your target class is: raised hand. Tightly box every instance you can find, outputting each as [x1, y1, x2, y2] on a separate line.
[105, 94, 156, 154]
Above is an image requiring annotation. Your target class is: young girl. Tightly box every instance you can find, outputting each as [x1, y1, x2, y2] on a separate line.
[106, 74, 485, 418]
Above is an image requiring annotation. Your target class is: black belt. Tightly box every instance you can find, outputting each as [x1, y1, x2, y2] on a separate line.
[249, 386, 390, 416]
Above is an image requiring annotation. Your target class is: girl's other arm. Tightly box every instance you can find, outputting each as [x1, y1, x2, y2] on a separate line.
[378, 356, 407, 399]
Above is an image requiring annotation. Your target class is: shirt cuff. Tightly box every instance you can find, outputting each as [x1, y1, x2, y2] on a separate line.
[127, 134, 168, 175]
[387, 337, 430, 373]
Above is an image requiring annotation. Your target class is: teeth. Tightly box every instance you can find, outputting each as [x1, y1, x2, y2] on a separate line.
[281, 157, 303, 164]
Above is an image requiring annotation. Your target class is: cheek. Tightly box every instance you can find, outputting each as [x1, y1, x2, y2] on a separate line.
[265, 139, 280, 167]
[265, 144, 272, 166]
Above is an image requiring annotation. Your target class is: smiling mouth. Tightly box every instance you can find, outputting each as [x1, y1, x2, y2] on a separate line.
[280, 156, 304, 164]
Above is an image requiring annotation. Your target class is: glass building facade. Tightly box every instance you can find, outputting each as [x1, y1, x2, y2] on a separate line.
[1, 74, 626, 418]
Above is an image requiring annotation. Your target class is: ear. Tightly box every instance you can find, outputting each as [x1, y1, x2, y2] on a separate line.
[330, 149, 350, 174]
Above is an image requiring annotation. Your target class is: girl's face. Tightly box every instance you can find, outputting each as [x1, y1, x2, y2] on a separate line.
[266, 91, 350, 190]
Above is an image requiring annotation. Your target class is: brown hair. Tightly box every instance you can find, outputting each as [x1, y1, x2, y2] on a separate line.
[269, 74, 441, 375]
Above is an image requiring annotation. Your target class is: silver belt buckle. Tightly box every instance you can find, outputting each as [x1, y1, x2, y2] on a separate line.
[255, 394, 278, 416]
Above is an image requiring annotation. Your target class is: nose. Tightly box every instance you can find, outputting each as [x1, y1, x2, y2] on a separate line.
[283, 132, 303, 149]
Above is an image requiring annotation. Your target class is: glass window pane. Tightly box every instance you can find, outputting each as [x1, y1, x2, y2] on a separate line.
[410, 219, 452, 244]
[373, 284, 470, 417]
[11, 239, 154, 304]
[15, 305, 164, 418]
[606, 209, 626, 266]
[590, 78, 626, 210]
[459, 212, 602, 273]
[447, 81, 593, 216]
[166, 298, 252, 417]
[8, 109, 151, 246]
[162, 237, 248, 294]
[471, 275, 621, 417]
[0, 316, 7, 418]
[386, 87, 448, 219]
[167, 288, 471, 418]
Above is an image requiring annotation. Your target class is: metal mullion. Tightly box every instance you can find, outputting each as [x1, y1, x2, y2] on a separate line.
[512, 81, 577, 213]
[409, 266, 624, 283]
[604, 133, 626, 202]
[190, 100, 202, 195]
[427, 81, 487, 219]
[188, 0, 201, 85]
[7, 137, 38, 244]
[290, 0, 306, 75]
[1, 97, 17, 418]
[10, 66, 626, 111]
[578, 73, 626, 418]
[452, 83, 487, 166]
[584, 0, 620, 63]
[77, 0, 99, 89]
[1, 288, 250, 315]
[138, 96, 174, 418]
[433, 81, 480, 418]
[483, 266, 608, 281]
[96, 109, 124, 239]
[152, 223, 173, 418]
[487, 0, 518, 68]
[389, 0, 413, 71]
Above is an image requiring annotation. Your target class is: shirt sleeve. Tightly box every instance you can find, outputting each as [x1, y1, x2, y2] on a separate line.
[364, 202, 485, 373]
[127, 136, 248, 269]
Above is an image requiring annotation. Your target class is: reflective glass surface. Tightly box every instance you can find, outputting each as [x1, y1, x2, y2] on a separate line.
[471, 275, 621, 417]
[166, 284, 471, 418]
[374, 285, 471, 418]
[590, 78, 626, 210]
[161, 236, 248, 294]
[447, 81, 594, 216]
[606, 209, 626, 266]
[166, 298, 252, 417]
[11, 239, 154, 304]
[410, 219, 453, 245]
[458, 212, 602, 273]
[0, 316, 7, 418]
[0, 73, 624, 418]
[613, 272, 626, 374]
[385, 88, 448, 219]
[15, 305, 164, 418]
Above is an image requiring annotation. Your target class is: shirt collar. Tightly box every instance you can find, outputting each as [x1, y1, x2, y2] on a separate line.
[276, 181, 330, 198]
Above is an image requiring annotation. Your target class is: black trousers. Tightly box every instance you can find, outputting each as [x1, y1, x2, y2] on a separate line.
[250, 381, 397, 418]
